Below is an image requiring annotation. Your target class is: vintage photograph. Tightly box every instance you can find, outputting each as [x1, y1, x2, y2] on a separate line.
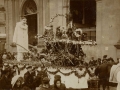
[0, 0, 119, 90]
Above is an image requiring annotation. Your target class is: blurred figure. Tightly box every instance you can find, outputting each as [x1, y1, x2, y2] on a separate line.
[36, 77, 51, 90]
[13, 65, 20, 75]
[24, 66, 34, 89]
[11, 75, 23, 90]
[51, 75, 66, 90]
[0, 70, 12, 89]
[109, 58, 120, 90]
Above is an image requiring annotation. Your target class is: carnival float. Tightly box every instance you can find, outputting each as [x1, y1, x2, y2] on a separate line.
[7, 14, 98, 89]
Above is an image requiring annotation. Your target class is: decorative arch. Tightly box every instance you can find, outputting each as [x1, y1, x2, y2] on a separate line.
[21, 0, 37, 16]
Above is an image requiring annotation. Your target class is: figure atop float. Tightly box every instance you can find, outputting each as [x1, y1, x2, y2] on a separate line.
[13, 17, 28, 62]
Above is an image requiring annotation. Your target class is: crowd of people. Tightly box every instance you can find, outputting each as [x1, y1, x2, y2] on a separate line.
[0, 63, 67, 90]
[0, 51, 118, 90]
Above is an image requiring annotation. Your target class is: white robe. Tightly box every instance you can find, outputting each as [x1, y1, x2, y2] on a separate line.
[13, 22, 28, 52]
[117, 71, 120, 90]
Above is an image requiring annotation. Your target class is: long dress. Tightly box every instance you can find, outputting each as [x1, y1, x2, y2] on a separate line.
[13, 22, 28, 61]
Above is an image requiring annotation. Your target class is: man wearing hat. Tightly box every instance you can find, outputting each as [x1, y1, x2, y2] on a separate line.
[24, 66, 34, 89]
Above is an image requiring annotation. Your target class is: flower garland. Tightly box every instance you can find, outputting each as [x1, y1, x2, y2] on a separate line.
[4, 62, 88, 79]
[47, 69, 87, 78]
[49, 14, 67, 24]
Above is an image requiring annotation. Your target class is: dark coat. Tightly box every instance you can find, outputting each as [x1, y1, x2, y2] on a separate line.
[24, 71, 34, 89]
[0, 75, 12, 89]
[38, 70, 48, 83]
[51, 83, 66, 90]
[36, 85, 52, 90]
[95, 63, 113, 79]
[33, 70, 48, 88]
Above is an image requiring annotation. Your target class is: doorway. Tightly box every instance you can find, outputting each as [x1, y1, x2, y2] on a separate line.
[26, 14, 37, 46]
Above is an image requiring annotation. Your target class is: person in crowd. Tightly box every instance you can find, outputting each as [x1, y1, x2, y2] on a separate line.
[7, 52, 13, 60]
[36, 77, 51, 90]
[24, 66, 34, 89]
[33, 65, 48, 88]
[13, 65, 20, 75]
[89, 57, 95, 66]
[95, 61, 113, 90]
[32, 66, 39, 78]
[2, 52, 7, 60]
[11, 70, 17, 79]
[38, 66, 48, 84]
[11, 75, 23, 90]
[51, 75, 66, 90]
[0, 69, 12, 89]
[109, 58, 120, 90]
[102, 55, 107, 63]
[97, 58, 102, 65]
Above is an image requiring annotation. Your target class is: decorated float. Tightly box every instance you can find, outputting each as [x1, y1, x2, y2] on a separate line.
[8, 14, 98, 89]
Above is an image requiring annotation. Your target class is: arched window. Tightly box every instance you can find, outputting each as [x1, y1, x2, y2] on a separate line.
[22, 0, 37, 15]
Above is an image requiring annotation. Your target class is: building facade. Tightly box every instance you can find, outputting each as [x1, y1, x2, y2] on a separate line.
[0, 0, 120, 60]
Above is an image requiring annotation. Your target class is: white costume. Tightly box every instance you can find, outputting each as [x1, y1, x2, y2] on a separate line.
[117, 71, 120, 90]
[109, 63, 120, 90]
[13, 22, 28, 62]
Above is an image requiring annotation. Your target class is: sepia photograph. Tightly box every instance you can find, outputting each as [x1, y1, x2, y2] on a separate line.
[0, 0, 119, 90]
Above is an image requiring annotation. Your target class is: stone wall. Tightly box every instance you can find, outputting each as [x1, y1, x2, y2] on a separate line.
[96, 0, 120, 60]
[0, 0, 6, 51]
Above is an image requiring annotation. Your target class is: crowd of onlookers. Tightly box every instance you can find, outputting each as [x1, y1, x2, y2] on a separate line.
[0, 63, 67, 90]
[0, 50, 118, 90]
